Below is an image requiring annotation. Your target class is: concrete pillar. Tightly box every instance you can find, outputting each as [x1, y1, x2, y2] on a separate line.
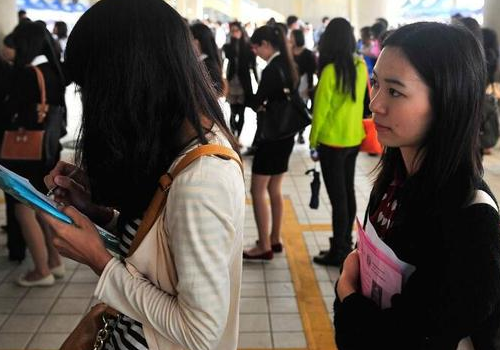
[0, 0, 17, 46]
[484, 0, 500, 39]
[231, 0, 242, 21]
[352, 0, 395, 32]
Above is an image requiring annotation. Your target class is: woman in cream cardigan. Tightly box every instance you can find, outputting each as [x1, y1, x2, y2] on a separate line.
[40, 0, 245, 349]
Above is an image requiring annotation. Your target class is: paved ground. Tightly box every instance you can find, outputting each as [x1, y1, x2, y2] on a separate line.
[0, 104, 499, 349]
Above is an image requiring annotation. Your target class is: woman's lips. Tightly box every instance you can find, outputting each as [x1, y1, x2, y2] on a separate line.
[374, 122, 391, 132]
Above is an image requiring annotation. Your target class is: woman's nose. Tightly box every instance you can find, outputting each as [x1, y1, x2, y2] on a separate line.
[369, 90, 386, 116]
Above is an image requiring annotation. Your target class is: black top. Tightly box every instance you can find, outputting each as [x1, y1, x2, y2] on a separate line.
[334, 178, 500, 350]
[247, 54, 292, 111]
[223, 39, 257, 98]
[294, 48, 316, 91]
[0, 61, 65, 130]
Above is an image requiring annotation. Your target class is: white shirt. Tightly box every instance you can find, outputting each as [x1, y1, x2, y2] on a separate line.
[31, 55, 48, 66]
[267, 51, 281, 64]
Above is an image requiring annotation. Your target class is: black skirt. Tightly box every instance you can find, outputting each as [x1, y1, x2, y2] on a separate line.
[252, 136, 295, 175]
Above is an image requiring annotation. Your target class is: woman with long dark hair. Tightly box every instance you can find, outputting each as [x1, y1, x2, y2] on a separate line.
[52, 21, 68, 59]
[243, 25, 298, 260]
[334, 22, 500, 349]
[0, 21, 66, 286]
[40, 0, 245, 349]
[310, 18, 367, 266]
[290, 28, 316, 144]
[223, 21, 258, 139]
[190, 22, 224, 96]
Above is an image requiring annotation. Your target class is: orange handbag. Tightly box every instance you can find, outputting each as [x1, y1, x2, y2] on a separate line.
[359, 67, 383, 155]
[360, 118, 383, 154]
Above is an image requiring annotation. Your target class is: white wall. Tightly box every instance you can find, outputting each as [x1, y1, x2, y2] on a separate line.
[0, 0, 17, 45]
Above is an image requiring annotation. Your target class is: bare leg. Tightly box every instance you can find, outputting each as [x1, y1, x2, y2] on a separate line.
[268, 173, 284, 246]
[15, 204, 51, 280]
[36, 212, 62, 269]
[246, 173, 271, 254]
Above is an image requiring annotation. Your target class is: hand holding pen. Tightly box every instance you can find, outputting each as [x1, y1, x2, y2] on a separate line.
[46, 168, 79, 197]
[44, 161, 91, 210]
[44, 161, 116, 227]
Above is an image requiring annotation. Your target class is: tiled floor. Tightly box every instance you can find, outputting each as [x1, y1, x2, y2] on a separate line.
[1, 103, 500, 349]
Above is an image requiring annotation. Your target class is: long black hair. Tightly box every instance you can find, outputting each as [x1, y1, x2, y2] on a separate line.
[190, 22, 223, 94]
[229, 21, 250, 46]
[372, 22, 485, 213]
[318, 17, 357, 100]
[53, 21, 68, 39]
[65, 0, 237, 218]
[482, 28, 499, 86]
[11, 21, 65, 85]
[250, 25, 299, 88]
[291, 29, 305, 48]
[228, 21, 252, 61]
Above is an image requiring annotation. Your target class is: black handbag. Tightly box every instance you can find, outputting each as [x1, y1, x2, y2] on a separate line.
[257, 67, 312, 142]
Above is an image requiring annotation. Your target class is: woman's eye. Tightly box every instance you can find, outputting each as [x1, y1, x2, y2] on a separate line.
[389, 88, 401, 97]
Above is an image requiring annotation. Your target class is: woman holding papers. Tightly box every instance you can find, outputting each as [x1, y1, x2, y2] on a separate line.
[334, 22, 500, 349]
[39, 0, 245, 349]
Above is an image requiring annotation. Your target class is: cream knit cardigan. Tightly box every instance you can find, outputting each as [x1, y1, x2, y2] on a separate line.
[94, 131, 245, 350]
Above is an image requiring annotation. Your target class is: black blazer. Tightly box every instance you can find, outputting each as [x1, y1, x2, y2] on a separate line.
[247, 54, 293, 111]
[223, 39, 257, 99]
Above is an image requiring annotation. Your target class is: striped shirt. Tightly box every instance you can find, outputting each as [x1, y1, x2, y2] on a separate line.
[105, 218, 148, 350]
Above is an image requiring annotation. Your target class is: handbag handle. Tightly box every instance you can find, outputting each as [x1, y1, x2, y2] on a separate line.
[127, 144, 243, 256]
[276, 66, 293, 100]
[31, 66, 49, 123]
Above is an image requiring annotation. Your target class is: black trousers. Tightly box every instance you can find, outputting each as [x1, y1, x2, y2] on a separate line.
[318, 144, 359, 256]
[229, 104, 246, 137]
[5, 193, 25, 261]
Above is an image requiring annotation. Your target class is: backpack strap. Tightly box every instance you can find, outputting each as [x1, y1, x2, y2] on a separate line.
[127, 144, 242, 256]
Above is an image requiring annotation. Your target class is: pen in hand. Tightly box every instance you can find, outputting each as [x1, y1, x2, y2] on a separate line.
[46, 168, 78, 197]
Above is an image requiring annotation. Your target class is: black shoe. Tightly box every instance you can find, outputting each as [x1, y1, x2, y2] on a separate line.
[318, 237, 335, 256]
[298, 134, 305, 144]
[313, 251, 347, 267]
[318, 249, 329, 256]
[8, 253, 25, 263]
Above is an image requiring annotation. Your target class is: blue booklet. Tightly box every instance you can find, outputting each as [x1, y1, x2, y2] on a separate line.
[0, 164, 120, 254]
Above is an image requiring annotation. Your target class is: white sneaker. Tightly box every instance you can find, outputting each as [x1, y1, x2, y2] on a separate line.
[50, 264, 66, 279]
[17, 273, 55, 287]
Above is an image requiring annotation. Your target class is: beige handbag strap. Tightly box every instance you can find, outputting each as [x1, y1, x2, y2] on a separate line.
[127, 144, 242, 256]
[31, 66, 49, 123]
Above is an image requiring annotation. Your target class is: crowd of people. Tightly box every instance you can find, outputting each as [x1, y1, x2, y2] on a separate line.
[1, 0, 500, 349]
